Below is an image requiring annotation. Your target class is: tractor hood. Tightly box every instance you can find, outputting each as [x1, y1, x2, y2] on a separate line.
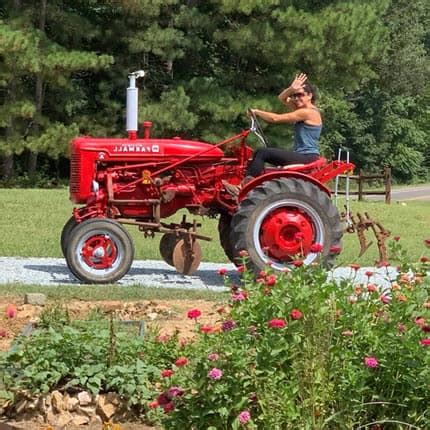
[71, 137, 224, 160]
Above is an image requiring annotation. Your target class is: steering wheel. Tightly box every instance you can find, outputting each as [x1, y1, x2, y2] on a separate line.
[247, 109, 268, 148]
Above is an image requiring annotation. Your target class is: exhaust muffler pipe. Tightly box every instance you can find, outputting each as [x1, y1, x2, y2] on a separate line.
[126, 70, 145, 140]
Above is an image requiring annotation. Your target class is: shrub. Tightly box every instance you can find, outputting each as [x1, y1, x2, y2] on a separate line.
[155, 241, 430, 429]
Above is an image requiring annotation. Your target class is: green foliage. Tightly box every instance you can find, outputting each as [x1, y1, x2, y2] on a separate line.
[158, 246, 430, 428]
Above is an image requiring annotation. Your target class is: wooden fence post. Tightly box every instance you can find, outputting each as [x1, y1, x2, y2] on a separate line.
[358, 169, 364, 201]
[384, 167, 391, 204]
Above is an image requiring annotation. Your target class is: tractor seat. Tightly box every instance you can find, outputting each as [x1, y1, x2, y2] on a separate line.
[281, 157, 327, 172]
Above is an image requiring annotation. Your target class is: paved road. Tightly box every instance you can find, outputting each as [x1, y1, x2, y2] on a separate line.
[367, 185, 430, 202]
[0, 257, 398, 291]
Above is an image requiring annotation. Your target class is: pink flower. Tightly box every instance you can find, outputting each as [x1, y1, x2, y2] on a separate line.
[415, 317, 426, 326]
[222, 320, 237, 331]
[0, 329, 7, 338]
[292, 260, 303, 267]
[148, 400, 159, 409]
[310, 243, 323, 253]
[294, 232, 305, 242]
[423, 302, 430, 309]
[290, 309, 303, 320]
[329, 245, 342, 254]
[208, 368, 223, 380]
[200, 325, 214, 334]
[231, 292, 246, 302]
[217, 268, 227, 276]
[5, 305, 17, 319]
[365, 271, 373, 277]
[238, 410, 251, 424]
[397, 323, 406, 333]
[208, 353, 219, 361]
[237, 265, 245, 273]
[364, 357, 379, 368]
[161, 369, 174, 378]
[420, 256, 429, 263]
[350, 264, 360, 271]
[342, 330, 353, 337]
[187, 308, 201, 320]
[239, 250, 249, 257]
[265, 274, 277, 286]
[420, 338, 430, 346]
[380, 294, 391, 304]
[163, 402, 174, 413]
[422, 325, 430, 333]
[268, 319, 286, 329]
[367, 283, 377, 293]
[175, 357, 188, 367]
[378, 261, 390, 268]
[394, 236, 400, 241]
[424, 239, 430, 248]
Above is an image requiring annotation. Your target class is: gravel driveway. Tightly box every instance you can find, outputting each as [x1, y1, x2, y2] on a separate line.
[0, 257, 398, 291]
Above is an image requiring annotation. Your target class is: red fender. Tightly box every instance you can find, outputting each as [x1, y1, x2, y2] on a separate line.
[238, 171, 331, 202]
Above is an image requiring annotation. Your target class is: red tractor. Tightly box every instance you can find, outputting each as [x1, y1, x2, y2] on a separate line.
[62, 70, 354, 284]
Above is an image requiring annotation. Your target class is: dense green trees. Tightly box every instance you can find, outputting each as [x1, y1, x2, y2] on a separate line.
[0, 0, 428, 182]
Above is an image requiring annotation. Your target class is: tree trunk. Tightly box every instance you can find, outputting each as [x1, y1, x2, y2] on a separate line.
[28, 0, 47, 177]
[1, 155, 14, 179]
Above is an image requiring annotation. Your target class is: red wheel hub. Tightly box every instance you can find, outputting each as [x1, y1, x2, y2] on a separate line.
[81, 235, 118, 269]
[259, 207, 314, 260]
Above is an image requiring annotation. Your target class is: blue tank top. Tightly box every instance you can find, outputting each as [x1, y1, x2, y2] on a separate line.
[293, 122, 321, 154]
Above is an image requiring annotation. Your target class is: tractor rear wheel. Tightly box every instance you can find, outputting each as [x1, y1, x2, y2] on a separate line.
[230, 178, 342, 274]
[65, 218, 134, 284]
[60, 216, 79, 258]
[218, 212, 235, 263]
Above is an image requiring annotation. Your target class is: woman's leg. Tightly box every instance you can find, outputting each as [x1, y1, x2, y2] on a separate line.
[247, 148, 319, 177]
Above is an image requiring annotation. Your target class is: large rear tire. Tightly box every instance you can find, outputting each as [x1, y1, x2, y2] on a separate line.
[230, 178, 342, 274]
[218, 212, 235, 263]
[66, 218, 134, 284]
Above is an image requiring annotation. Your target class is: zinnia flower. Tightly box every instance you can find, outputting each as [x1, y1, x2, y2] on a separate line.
[290, 309, 303, 320]
[5, 305, 17, 319]
[167, 386, 185, 399]
[208, 368, 223, 380]
[239, 250, 249, 257]
[329, 245, 341, 254]
[364, 357, 379, 368]
[342, 330, 353, 337]
[420, 256, 429, 263]
[187, 308, 201, 320]
[175, 357, 188, 367]
[294, 232, 305, 242]
[217, 268, 227, 276]
[148, 400, 159, 409]
[222, 320, 237, 331]
[268, 319, 286, 329]
[424, 239, 430, 248]
[415, 317, 426, 326]
[208, 353, 219, 361]
[310, 243, 323, 253]
[161, 369, 174, 378]
[163, 402, 174, 413]
[292, 260, 303, 267]
[231, 292, 246, 302]
[237, 265, 245, 273]
[265, 274, 277, 286]
[350, 263, 360, 271]
[365, 271, 373, 277]
[367, 283, 377, 293]
[394, 236, 400, 241]
[380, 294, 391, 304]
[238, 410, 251, 424]
[420, 338, 430, 346]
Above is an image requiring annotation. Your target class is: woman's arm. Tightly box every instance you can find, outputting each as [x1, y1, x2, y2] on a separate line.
[252, 108, 312, 124]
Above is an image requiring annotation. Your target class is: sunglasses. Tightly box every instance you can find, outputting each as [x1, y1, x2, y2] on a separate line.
[292, 92, 307, 99]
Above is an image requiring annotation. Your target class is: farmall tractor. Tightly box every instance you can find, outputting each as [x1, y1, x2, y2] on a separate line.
[62, 70, 354, 284]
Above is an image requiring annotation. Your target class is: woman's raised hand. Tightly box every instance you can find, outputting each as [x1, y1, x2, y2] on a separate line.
[289, 73, 307, 91]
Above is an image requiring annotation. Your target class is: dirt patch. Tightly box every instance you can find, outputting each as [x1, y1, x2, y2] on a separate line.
[0, 297, 223, 351]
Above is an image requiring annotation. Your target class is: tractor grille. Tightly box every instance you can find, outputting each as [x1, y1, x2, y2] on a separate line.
[70, 152, 81, 194]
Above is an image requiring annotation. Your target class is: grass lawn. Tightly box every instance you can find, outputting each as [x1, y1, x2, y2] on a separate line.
[0, 188, 429, 267]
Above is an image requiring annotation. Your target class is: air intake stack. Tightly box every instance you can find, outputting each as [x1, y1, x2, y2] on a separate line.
[126, 70, 145, 140]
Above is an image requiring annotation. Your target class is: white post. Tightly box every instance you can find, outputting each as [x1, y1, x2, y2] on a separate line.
[126, 70, 145, 139]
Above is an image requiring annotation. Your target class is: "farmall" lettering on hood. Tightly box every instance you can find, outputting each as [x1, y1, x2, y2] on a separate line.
[113, 144, 160, 153]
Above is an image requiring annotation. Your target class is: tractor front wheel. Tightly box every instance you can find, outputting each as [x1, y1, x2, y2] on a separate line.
[65, 218, 134, 284]
[230, 178, 342, 274]
[60, 216, 79, 258]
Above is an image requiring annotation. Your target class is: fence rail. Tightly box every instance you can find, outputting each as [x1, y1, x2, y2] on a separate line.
[334, 167, 392, 204]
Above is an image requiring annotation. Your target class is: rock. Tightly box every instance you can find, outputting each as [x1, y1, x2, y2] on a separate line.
[77, 391, 92, 406]
[96, 395, 117, 420]
[147, 312, 158, 320]
[105, 392, 121, 406]
[56, 411, 73, 427]
[72, 414, 90, 425]
[65, 396, 79, 412]
[46, 409, 56, 425]
[51, 390, 64, 412]
[14, 399, 27, 414]
[24, 293, 46, 306]
[76, 405, 96, 417]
